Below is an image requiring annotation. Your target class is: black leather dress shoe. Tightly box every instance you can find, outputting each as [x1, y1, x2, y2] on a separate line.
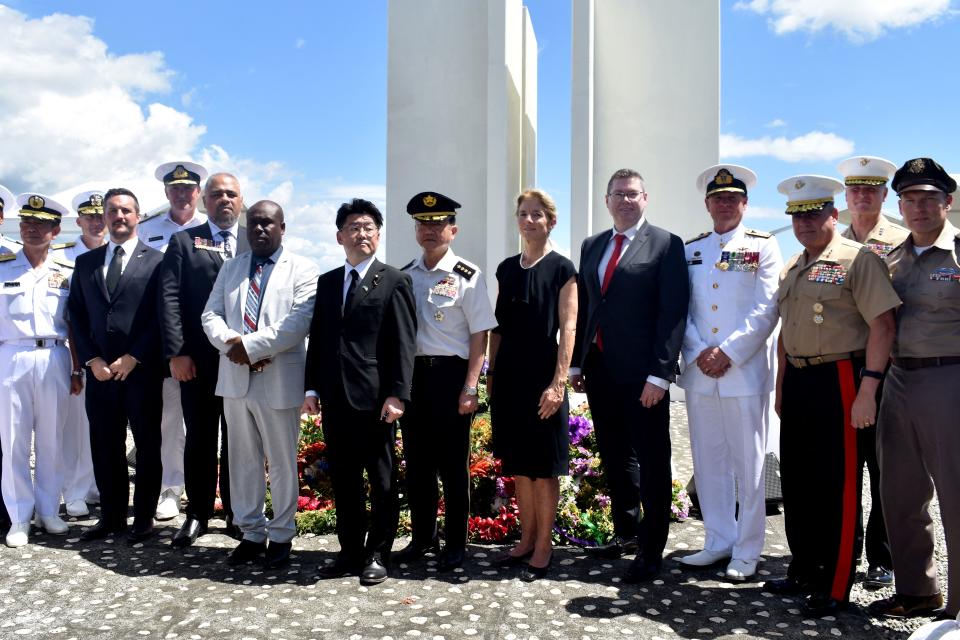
[172, 517, 208, 548]
[520, 555, 552, 582]
[227, 539, 267, 565]
[360, 553, 389, 585]
[764, 576, 813, 596]
[805, 593, 848, 616]
[223, 515, 243, 541]
[80, 519, 126, 541]
[493, 548, 534, 568]
[393, 538, 440, 563]
[864, 565, 894, 589]
[437, 547, 466, 572]
[127, 519, 156, 543]
[587, 536, 639, 560]
[622, 556, 661, 584]
[316, 554, 363, 579]
[263, 541, 292, 569]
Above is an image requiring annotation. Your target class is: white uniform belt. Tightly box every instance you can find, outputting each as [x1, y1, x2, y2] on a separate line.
[2, 338, 65, 348]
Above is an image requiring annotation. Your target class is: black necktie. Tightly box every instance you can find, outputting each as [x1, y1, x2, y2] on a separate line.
[344, 268, 359, 311]
[106, 245, 124, 298]
[218, 230, 233, 259]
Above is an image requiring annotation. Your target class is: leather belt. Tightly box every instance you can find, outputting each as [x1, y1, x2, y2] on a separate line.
[415, 355, 461, 367]
[786, 350, 866, 369]
[892, 356, 960, 371]
[2, 338, 65, 348]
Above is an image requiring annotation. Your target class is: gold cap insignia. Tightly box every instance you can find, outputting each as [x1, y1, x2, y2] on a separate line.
[423, 194, 437, 207]
[794, 179, 805, 190]
[859, 158, 870, 166]
[173, 165, 190, 179]
[715, 168, 733, 185]
[28, 195, 45, 209]
[90, 194, 103, 207]
[909, 158, 925, 173]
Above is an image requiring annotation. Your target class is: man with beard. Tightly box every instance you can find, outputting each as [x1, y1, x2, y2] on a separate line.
[202, 201, 318, 569]
[140, 161, 209, 522]
[161, 173, 249, 547]
[68, 188, 165, 543]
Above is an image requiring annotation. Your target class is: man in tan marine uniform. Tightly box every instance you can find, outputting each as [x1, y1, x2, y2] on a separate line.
[869, 158, 960, 620]
[765, 175, 900, 617]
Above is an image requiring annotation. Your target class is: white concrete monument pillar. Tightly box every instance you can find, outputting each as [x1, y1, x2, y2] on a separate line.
[570, 0, 720, 258]
[386, 0, 537, 290]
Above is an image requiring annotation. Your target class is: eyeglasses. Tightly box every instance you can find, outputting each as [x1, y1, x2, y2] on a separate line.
[608, 191, 644, 202]
[344, 223, 379, 235]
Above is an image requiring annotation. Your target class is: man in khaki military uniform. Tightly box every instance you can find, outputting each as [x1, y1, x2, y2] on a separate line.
[765, 175, 900, 617]
[836, 156, 906, 589]
[869, 158, 960, 620]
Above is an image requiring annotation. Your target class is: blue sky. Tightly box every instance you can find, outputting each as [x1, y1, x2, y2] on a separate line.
[0, 1, 957, 267]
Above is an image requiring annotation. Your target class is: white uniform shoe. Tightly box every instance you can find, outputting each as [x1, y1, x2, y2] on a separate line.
[155, 488, 182, 521]
[65, 500, 90, 517]
[37, 515, 70, 535]
[725, 558, 758, 581]
[5, 522, 30, 547]
[677, 549, 732, 567]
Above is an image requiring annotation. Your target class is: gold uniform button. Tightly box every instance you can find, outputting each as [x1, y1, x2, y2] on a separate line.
[813, 314, 824, 324]
[812, 302, 824, 313]
[711, 327, 719, 334]
[711, 304, 718, 311]
[712, 282, 719, 289]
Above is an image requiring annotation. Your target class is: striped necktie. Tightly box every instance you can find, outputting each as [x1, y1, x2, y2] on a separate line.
[243, 260, 266, 334]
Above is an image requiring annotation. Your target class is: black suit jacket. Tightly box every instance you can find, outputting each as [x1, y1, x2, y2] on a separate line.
[572, 222, 689, 387]
[68, 239, 165, 375]
[160, 224, 250, 364]
[305, 259, 417, 412]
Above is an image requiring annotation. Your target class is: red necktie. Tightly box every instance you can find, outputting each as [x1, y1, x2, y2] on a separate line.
[597, 233, 625, 350]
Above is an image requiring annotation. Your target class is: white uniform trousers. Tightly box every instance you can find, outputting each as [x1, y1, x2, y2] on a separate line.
[0, 344, 70, 522]
[223, 372, 300, 544]
[687, 390, 768, 562]
[60, 387, 97, 502]
[160, 376, 185, 492]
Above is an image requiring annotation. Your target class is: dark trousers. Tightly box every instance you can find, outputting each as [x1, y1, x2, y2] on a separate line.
[86, 370, 163, 526]
[781, 357, 866, 602]
[323, 394, 399, 563]
[180, 360, 231, 522]
[584, 346, 672, 564]
[403, 356, 471, 551]
[858, 424, 892, 570]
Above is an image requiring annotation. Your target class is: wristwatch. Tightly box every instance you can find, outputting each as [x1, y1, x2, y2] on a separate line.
[462, 384, 478, 396]
[860, 368, 884, 380]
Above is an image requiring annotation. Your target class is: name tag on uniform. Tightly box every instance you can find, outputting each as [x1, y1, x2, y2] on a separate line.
[148, 235, 163, 242]
[929, 267, 960, 282]
[716, 250, 759, 272]
[863, 242, 894, 258]
[431, 275, 458, 299]
[808, 263, 846, 284]
[3, 281, 20, 288]
[687, 250, 702, 266]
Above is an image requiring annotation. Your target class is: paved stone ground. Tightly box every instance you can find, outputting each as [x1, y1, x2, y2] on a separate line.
[0, 402, 948, 640]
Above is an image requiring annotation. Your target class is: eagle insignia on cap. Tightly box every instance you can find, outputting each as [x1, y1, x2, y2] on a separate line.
[28, 195, 44, 209]
[90, 194, 103, 207]
[715, 169, 733, 185]
[909, 158, 925, 174]
[794, 179, 805, 190]
[423, 194, 437, 207]
[859, 158, 870, 166]
[173, 165, 190, 180]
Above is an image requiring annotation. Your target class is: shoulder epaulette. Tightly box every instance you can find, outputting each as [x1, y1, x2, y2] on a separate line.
[685, 231, 710, 245]
[0, 253, 16, 262]
[400, 259, 416, 270]
[137, 209, 166, 225]
[53, 257, 74, 269]
[50, 241, 76, 250]
[453, 261, 476, 280]
[745, 228, 772, 239]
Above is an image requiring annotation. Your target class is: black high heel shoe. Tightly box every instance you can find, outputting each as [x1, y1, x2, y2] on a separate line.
[493, 548, 534, 568]
[520, 555, 552, 582]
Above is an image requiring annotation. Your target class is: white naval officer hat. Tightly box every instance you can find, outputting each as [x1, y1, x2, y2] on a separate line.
[696, 164, 757, 197]
[836, 156, 896, 187]
[777, 175, 845, 214]
[0, 184, 15, 220]
[72, 190, 106, 216]
[155, 161, 208, 186]
[16, 193, 69, 223]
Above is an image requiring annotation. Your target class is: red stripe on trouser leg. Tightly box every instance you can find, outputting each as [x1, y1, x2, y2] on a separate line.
[831, 359, 859, 601]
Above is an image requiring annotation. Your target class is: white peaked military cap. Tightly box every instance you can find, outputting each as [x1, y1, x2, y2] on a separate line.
[17, 193, 69, 222]
[696, 164, 757, 196]
[155, 161, 208, 186]
[836, 156, 896, 186]
[0, 184, 15, 220]
[777, 175, 844, 214]
[72, 191, 106, 216]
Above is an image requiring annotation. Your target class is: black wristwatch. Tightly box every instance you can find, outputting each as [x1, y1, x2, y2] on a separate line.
[860, 368, 884, 380]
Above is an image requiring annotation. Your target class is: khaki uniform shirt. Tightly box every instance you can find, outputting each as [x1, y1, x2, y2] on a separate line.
[841, 215, 910, 259]
[885, 221, 960, 358]
[778, 234, 900, 357]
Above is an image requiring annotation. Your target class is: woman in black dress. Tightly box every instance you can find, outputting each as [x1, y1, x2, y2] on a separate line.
[488, 188, 577, 581]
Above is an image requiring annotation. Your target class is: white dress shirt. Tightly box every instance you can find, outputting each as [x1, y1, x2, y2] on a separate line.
[101, 236, 141, 280]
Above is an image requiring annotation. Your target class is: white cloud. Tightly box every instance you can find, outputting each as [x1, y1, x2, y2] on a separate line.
[734, 0, 952, 42]
[765, 118, 786, 128]
[720, 131, 855, 162]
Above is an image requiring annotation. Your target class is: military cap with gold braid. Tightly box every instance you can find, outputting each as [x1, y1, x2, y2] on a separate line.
[17, 193, 68, 223]
[154, 161, 208, 186]
[0, 184, 14, 220]
[695, 164, 757, 196]
[406, 191, 461, 221]
[72, 190, 105, 216]
[777, 175, 844, 214]
[836, 156, 896, 187]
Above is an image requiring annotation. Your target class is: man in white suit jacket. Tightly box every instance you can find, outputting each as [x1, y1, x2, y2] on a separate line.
[201, 201, 318, 569]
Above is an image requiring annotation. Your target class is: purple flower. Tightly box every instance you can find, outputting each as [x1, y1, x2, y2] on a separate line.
[596, 494, 611, 508]
[568, 415, 593, 445]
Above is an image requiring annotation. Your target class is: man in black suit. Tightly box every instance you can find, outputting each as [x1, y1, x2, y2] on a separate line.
[68, 187, 165, 543]
[161, 173, 249, 547]
[570, 168, 689, 582]
[303, 198, 416, 586]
